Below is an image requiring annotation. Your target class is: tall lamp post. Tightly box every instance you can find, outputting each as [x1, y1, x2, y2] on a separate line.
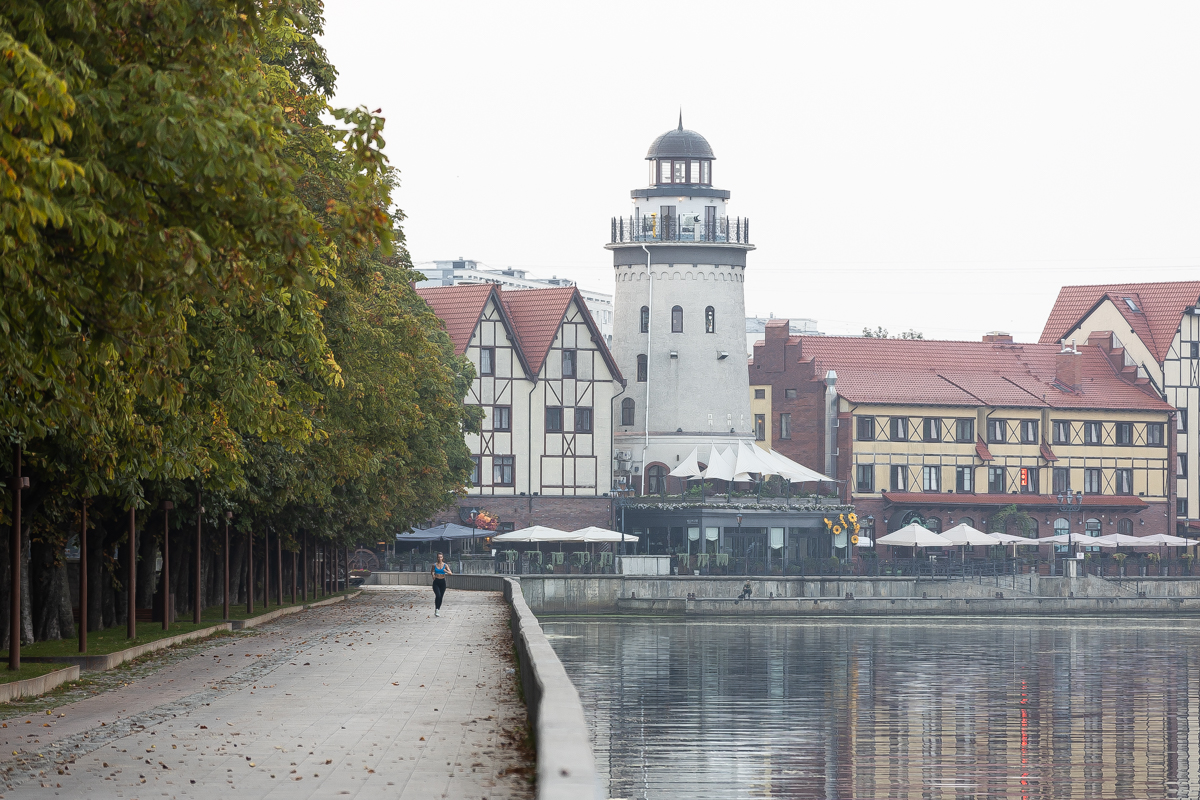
[1056, 490, 1084, 577]
[469, 510, 478, 556]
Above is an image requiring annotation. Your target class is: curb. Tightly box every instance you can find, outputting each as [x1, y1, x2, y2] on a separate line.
[24, 624, 233, 671]
[0, 666, 81, 704]
[231, 591, 362, 630]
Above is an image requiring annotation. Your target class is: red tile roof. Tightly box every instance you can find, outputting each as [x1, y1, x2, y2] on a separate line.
[416, 283, 622, 382]
[881, 492, 1149, 510]
[788, 336, 1172, 411]
[415, 284, 495, 356]
[975, 438, 994, 462]
[1039, 281, 1200, 363]
[497, 287, 578, 376]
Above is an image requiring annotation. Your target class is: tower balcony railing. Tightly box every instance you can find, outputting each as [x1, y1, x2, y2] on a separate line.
[610, 215, 750, 245]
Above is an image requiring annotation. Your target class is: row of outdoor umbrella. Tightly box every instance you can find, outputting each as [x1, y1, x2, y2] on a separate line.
[876, 521, 1196, 549]
[397, 524, 639, 544]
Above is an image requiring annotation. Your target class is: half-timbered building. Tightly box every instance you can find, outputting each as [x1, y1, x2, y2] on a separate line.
[416, 284, 624, 530]
[1040, 281, 1200, 535]
[751, 321, 1176, 542]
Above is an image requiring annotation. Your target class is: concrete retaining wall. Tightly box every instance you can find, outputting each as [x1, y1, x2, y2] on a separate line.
[514, 574, 1041, 613]
[616, 595, 1200, 616]
[0, 665, 80, 703]
[25, 623, 233, 670]
[365, 572, 600, 799]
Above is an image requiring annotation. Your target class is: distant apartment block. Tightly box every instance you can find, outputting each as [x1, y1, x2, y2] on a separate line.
[415, 259, 614, 345]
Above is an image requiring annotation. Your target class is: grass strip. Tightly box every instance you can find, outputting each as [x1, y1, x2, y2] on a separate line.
[0, 662, 69, 685]
[0, 621, 222, 660]
[200, 589, 357, 621]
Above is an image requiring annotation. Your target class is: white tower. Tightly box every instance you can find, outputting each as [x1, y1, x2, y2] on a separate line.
[608, 117, 754, 493]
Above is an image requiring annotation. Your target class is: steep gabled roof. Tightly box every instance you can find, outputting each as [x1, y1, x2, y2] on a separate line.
[415, 284, 495, 356]
[416, 284, 623, 383]
[790, 336, 1172, 412]
[1039, 281, 1200, 362]
[499, 287, 623, 381]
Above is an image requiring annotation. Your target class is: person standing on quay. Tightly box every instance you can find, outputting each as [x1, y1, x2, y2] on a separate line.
[431, 553, 452, 617]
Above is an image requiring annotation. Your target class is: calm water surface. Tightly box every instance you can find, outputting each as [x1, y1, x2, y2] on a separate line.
[543, 617, 1200, 800]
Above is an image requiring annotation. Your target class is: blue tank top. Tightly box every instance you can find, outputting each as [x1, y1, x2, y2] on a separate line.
[433, 564, 447, 576]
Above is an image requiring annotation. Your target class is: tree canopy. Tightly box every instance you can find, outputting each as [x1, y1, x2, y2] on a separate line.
[0, 0, 474, 641]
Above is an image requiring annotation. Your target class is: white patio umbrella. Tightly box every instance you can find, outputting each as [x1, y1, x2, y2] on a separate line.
[1091, 533, 1146, 546]
[492, 526, 577, 543]
[940, 523, 1001, 547]
[1034, 532, 1116, 547]
[876, 523, 954, 548]
[1139, 533, 1195, 546]
[989, 531, 1036, 558]
[571, 526, 640, 543]
[990, 532, 1036, 544]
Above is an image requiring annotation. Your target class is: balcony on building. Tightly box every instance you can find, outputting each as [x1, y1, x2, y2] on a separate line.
[611, 214, 751, 244]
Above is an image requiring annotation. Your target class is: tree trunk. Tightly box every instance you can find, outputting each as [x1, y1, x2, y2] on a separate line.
[228, 536, 245, 606]
[20, 527, 34, 644]
[0, 525, 10, 650]
[87, 529, 104, 631]
[137, 527, 157, 610]
[101, 557, 116, 629]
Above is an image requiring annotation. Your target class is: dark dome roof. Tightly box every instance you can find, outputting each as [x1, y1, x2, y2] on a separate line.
[646, 116, 715, 160]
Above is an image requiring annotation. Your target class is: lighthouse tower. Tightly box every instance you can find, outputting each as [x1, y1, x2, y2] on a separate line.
[608, 117, 754, 493]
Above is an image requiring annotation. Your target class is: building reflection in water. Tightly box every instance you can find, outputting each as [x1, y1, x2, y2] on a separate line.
[543, 618, 1198, 799]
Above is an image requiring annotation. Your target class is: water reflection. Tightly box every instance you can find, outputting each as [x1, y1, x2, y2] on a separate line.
[543, 618, 1199, 800]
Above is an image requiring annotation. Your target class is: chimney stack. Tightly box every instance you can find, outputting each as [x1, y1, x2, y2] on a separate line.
[982, 331, 1014, 344]
[1056, 339, 1082, 393]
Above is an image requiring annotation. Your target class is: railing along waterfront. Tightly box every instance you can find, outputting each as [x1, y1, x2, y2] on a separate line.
[611, 214, 750, 244]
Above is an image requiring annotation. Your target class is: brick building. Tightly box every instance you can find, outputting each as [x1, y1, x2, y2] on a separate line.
[416, 284, 623, 532]
[750, 320, 1176, 543]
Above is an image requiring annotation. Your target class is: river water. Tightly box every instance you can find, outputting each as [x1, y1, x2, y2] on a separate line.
[543, 617, 1200, 800]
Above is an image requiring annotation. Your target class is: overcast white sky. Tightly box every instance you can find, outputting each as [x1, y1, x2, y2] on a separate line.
[320, 1, 1200, 341]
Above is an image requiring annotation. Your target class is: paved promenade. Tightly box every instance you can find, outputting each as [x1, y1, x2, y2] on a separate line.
[0, 587, 533, 799]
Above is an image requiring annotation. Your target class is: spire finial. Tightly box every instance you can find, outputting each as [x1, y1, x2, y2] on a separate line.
[678, 109, 683, 131]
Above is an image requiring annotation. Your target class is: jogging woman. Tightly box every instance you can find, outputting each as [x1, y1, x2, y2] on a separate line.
[431, 553, 452, 616]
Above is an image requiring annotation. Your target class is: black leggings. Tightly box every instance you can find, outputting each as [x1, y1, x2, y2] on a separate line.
[432, 578, 447, 610]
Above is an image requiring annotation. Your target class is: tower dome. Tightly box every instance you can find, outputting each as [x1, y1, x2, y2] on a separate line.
[646, 115, 715, 160]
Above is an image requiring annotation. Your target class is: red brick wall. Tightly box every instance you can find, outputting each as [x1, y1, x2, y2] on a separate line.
[431, 496, 615, 531]
[749, 325, 827, 474]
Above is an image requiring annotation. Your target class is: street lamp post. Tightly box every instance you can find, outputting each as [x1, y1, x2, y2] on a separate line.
[1056, 490, 1084, 577]
[470, 510, 478, 556]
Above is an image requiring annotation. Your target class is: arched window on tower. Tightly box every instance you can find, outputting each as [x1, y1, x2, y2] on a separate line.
[671, 305, 683, 333]
[621, 397, 635, 426]
[705, 306, 715, 333]
[640, 306, 649, 333]
[636, 355, 647, 382]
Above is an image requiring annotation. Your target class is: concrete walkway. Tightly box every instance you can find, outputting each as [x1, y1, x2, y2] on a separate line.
[0, 587, 533, 799]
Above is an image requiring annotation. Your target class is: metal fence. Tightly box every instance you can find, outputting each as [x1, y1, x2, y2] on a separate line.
[611, 215, 750, 244]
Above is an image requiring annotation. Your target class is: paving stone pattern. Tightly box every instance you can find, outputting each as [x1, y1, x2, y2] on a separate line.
[0, 588, 533, 799]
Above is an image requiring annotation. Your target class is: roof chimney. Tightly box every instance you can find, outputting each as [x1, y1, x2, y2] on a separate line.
[982, 331, 1013, 344]
[1056, 339, 1082, 393]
